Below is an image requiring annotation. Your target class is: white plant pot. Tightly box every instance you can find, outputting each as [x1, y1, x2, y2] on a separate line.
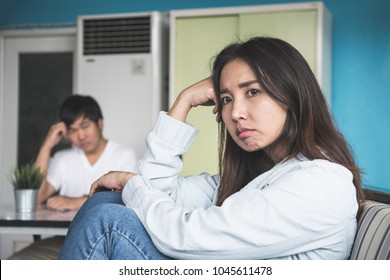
[14, 189, 38, 213]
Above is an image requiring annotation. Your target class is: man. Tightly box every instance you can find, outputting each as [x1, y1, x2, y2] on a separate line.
[36, 94, 137, 211]
[8, 94, 137, 259]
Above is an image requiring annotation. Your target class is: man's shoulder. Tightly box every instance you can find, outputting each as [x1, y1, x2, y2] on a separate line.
[52, 146, 80, 158]
[50, 147, 82, 167]
[107, 140, 136, 155]
[104, 141, 137, 170]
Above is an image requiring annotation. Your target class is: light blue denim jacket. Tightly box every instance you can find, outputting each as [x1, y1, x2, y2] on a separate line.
[122, 112, 358, 259]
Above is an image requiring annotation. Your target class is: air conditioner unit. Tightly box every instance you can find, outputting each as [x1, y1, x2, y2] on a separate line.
[76, 12, 169, 158]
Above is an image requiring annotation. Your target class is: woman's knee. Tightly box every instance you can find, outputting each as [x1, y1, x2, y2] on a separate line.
[62, 203, 168, 260]
[78, 191, 123, 216]
[66, 193, 125, 238]
[87, 205, 167, 260]
[83, 204, 150, 249]
[92, 203, 139, 229]
[65, 203, 131, 246]
[86, 191, 124, 206]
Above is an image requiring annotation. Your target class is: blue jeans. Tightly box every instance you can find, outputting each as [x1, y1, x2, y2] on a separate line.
[58, 191, 171, 260]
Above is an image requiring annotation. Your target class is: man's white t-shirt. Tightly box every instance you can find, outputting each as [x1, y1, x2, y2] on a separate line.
[46, 140, 137, 197]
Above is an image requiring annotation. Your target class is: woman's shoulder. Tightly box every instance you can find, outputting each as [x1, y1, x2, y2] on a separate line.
[266, 158, 355, 205]
[279, 157, 353, 182]
[255, 157, 354, 194]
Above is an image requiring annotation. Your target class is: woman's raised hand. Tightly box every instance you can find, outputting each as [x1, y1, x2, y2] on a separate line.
[168, 77, 218, 122]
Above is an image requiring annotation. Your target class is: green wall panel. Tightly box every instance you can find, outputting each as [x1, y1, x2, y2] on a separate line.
[175, 15, 238, 176]
[239, 10, 317, 74]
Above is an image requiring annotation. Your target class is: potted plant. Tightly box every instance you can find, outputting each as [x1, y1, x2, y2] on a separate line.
[8, 162, 44, 213]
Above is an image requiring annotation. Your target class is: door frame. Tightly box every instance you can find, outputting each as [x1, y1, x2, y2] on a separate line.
[0, 28, 76, 259]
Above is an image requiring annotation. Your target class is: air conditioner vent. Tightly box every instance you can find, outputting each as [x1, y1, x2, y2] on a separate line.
[83, 16, 151, 55]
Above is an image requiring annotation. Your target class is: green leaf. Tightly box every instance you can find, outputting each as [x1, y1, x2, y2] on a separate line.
[8, 162, 45, 190]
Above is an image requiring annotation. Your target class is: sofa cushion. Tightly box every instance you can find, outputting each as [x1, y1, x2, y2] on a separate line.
[349, 200, 390, 260]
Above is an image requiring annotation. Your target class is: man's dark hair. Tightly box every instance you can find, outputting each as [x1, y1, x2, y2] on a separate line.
[59, 95, 103, 128]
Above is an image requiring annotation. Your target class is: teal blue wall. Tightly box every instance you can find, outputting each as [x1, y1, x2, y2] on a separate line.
[1, 0, 389, 193]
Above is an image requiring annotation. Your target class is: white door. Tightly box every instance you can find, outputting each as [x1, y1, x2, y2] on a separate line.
[0, 30, 76, 259]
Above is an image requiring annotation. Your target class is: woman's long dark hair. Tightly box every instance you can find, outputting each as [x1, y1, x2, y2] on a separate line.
[212, 37, 364, 216]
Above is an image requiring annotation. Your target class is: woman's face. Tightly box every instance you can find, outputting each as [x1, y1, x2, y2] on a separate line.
[219, 59, 287, 160]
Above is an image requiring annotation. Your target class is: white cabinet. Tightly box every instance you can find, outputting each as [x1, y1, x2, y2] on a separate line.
[76, 12, 169, 159]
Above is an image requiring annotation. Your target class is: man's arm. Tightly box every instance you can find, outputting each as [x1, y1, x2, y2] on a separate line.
[37, 180, 56, 204]
[35, 122, 68, 204]
[45, 195, 88, 211]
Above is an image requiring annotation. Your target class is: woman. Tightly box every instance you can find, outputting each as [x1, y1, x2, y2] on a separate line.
[59, 37, 364, 260]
